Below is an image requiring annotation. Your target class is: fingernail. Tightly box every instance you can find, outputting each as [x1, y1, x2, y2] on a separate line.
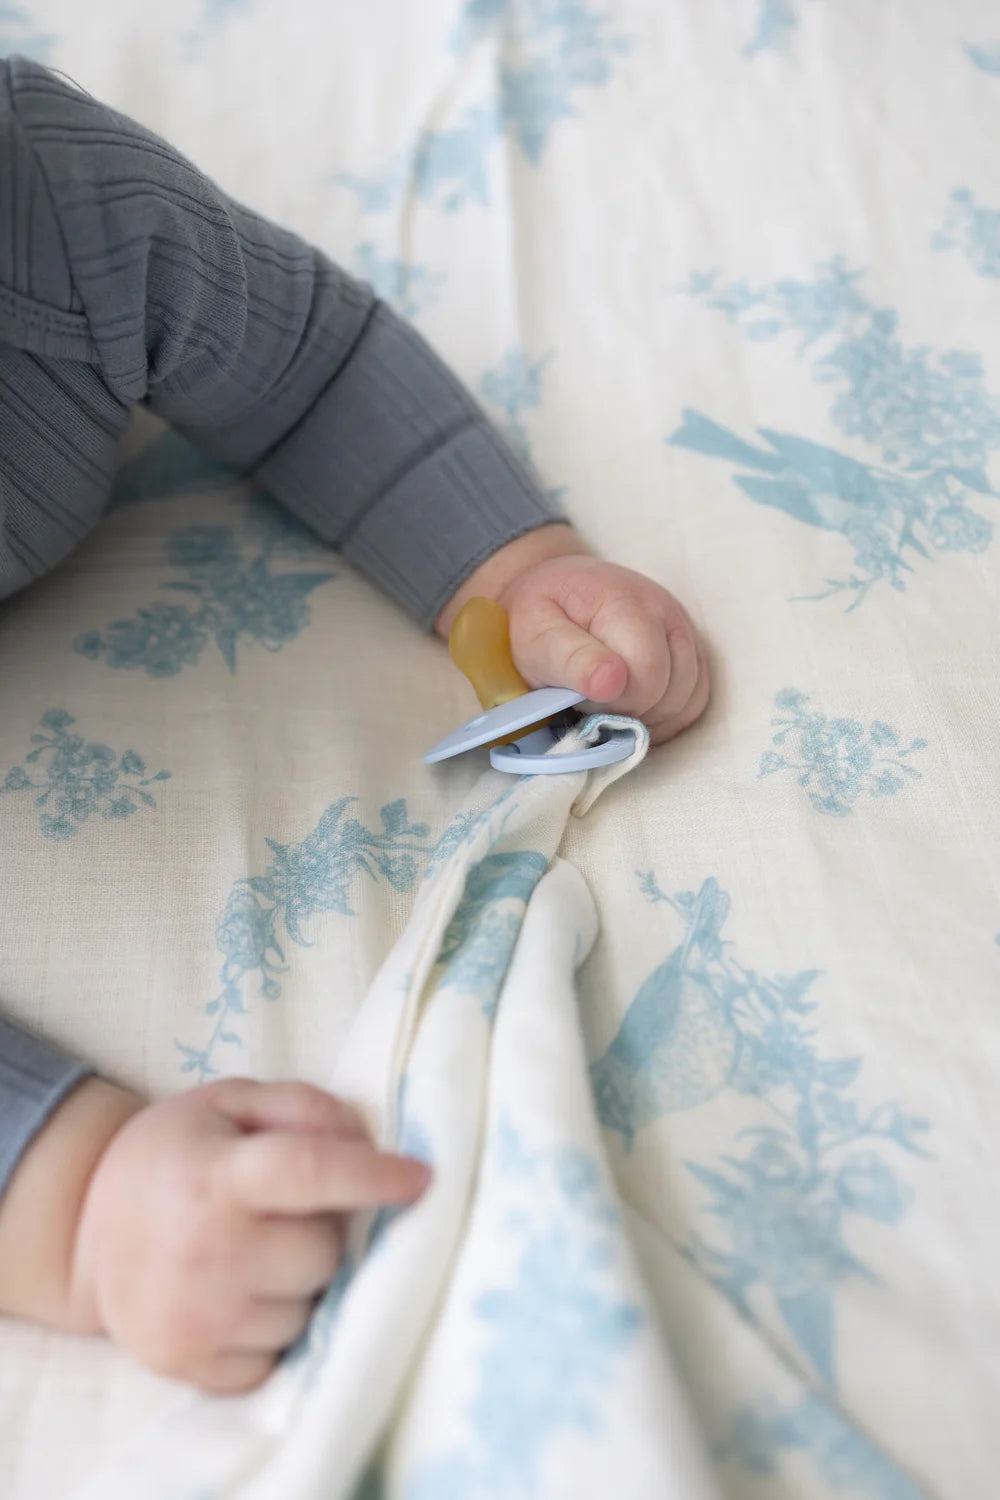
[586, 656, 628, 702]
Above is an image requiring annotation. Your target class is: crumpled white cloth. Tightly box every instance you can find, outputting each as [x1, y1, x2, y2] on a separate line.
[77, 717, 717, 1500]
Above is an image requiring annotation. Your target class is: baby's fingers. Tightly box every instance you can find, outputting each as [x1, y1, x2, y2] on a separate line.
[203, 1077, 368, 1140]
[574, 597, 677, 716]
[192, 1350, 279, 1396]
[643, 626, 700, 722]
[643, 635, 711, 745]
[508, 595, 628, 702]
[228, 1132, 431, 1216]
[225, 1296, 316, 1354]
[249, 1215, 346, 1298]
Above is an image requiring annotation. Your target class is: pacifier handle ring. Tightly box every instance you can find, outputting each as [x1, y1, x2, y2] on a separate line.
[489, 727, 637, 776]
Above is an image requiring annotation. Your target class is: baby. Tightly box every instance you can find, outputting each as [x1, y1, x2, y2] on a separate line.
[0, 56, 709, 1393]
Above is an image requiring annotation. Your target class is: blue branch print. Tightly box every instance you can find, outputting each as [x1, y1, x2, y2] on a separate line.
[2, 710, 171, 840]
[175, 798, 433, 1080]
[672, 259, 999, 608]
[720, 1393, 926, 1499]
[339, 1, 629, 215]
[477, 347, 566, 504]
[745, 0, 802, 56]
[185, 0, 252, 56]
[590, 873, 930, 1385]
[479, 347, 552, 464]
[352, 242, 445, 317]
[759, 688, 926, 816]
[422, 783, 521, 884]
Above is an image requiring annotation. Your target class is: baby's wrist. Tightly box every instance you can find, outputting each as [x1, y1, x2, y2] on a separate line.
[0, 1076, 144, 1335]
[434, 523, 589, 638]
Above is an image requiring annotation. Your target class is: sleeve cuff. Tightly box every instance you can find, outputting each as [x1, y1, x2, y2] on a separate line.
[252, 302, 566, 629]
[0, 1015, 94, 1203]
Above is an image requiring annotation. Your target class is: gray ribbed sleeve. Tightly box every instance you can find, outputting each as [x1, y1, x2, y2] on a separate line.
[0, 54, 564, 626]
[0, 1015, 91, 1201]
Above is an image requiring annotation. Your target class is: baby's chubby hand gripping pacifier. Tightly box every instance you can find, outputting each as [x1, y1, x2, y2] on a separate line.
[423, 597, 636, 774]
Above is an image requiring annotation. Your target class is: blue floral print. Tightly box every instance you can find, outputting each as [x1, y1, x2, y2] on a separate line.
[2, 710, 171, 840]
[759, 688, 926, 816]
[109, 430, 248, 509]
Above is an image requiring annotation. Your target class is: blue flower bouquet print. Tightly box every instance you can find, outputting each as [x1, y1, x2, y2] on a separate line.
[2, 710, 171, 840]
[759, 689, 926, 816]
[76, 511, 334, 677]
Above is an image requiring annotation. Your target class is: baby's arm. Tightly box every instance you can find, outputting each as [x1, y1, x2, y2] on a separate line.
[0, 1071, 427, 1392]
[1, 55, 563, 624]
[2, 54, 709, 727]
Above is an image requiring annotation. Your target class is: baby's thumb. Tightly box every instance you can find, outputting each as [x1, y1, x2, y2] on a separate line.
[511, 600, 628, 703]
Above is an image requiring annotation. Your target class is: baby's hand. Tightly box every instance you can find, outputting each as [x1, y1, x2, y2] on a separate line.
[70, 1079, 428, 1393]
[499, 552, 710, 745]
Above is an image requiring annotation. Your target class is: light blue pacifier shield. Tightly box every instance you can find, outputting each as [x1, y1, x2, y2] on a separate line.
[423, 687, 584, 764]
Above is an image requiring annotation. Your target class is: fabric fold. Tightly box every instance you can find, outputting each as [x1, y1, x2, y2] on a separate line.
[76, 721, 713, 1500]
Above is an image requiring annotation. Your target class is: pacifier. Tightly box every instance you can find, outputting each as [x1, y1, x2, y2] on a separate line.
[423, 597, 636, 774]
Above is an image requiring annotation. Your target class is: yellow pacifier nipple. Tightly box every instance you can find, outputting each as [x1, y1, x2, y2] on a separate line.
[448, 597, 531, 711]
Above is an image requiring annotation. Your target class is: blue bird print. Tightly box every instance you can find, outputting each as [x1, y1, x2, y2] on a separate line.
[677, 262, 1000, 606]
[590, 879, 741, 1147]
[669, 411, 942, 605]
[672, 411, 902, 533]
[592, 870, 931, 1385]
